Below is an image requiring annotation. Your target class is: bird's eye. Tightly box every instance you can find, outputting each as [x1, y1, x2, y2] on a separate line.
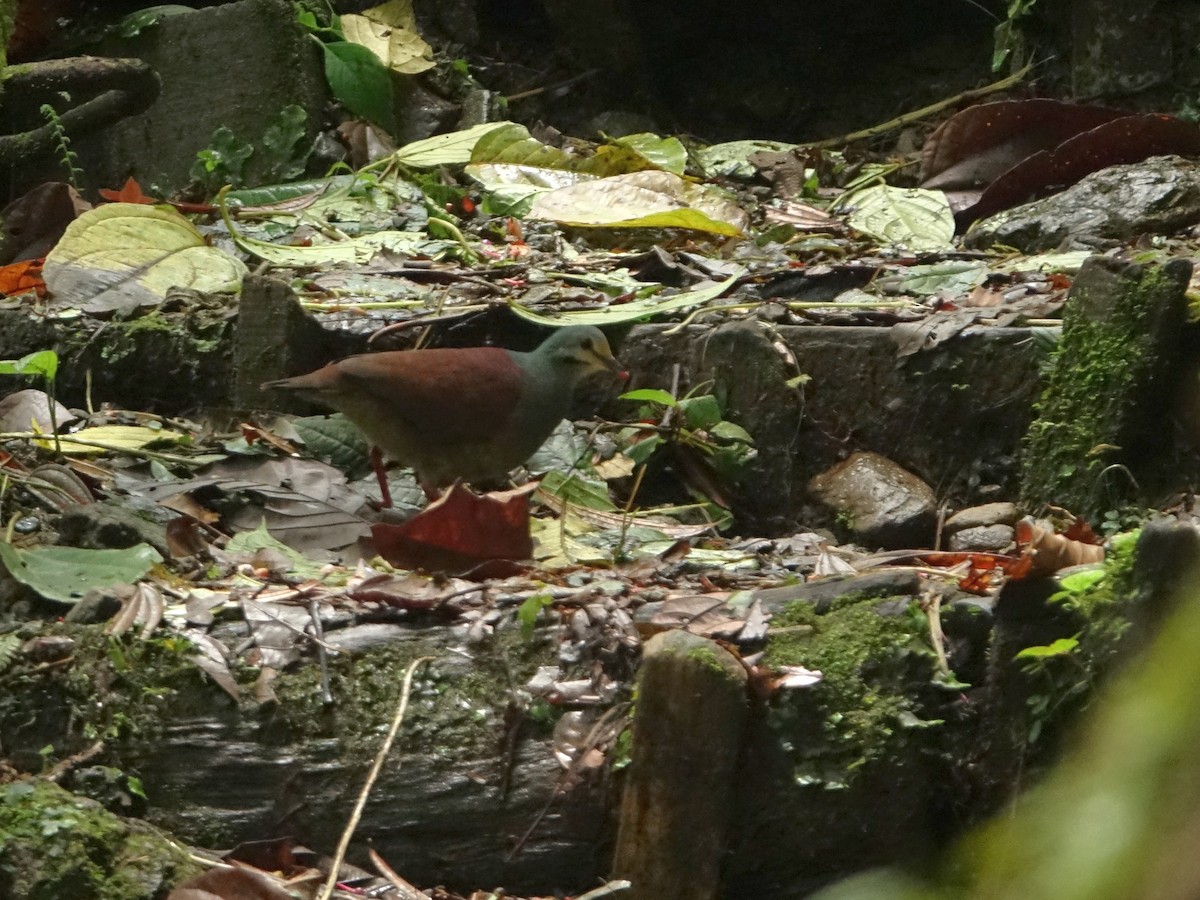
[580, 339, 593, 351]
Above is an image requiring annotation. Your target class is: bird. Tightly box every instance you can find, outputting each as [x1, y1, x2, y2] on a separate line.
[261, 325, 624, 505]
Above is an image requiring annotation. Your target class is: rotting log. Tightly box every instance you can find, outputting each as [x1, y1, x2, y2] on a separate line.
[613, 630, 747, 900]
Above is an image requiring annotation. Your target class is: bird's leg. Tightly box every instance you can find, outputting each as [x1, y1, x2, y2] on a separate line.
[420, 480, 441, 502]
[369, 445, 394, 508]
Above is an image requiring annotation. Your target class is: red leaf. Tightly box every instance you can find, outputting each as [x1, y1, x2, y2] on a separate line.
[370, 483, 536, 577]
[0, 258, 46, 297]
[98, 177, 156, 204]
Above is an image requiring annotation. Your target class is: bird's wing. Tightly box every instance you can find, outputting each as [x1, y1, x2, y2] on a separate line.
[335, 348, 524, 442]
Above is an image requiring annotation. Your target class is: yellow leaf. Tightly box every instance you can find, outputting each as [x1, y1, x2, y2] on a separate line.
[37, 425, 187, 455]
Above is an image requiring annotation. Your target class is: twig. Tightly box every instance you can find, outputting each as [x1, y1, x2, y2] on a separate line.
[316, 656, 434, 900]
[43, 740, 105, 783]
[308, 597, 334, 705]
[800, 61, 1035, 149]
[920, 587, 951, 677]
[505, 68, 600, 102]
[0, 431, 200, 465]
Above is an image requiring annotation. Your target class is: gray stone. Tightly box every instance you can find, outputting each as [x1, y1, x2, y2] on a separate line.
[57, 500, 170, 556]
[808, 451, 937, 549]
[966, 156, 1200, 253]
[23, 0, 329, 197]
[619, 321, 1044, 534]
[945, 502, 1019, 533]
[947, 524, 1015, 553]
[753, 569, 922, 615]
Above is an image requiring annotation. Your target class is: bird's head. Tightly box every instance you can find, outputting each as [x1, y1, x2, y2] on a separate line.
[540, 326, 626, 381]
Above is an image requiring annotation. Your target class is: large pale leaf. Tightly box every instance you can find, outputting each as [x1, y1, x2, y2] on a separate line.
[528, 171, 747, 235]
[510, 266, 745, 326]
[37, 424, 188, 455]
[0, 542, 162, 604]
[230, 226, 457, 266]
[465, 162, 596, 191]
[840, 185, 955, 252]
[43, 204, 247, 314]
[695, 139, 798, 178]
[611, 133, 687, 175]
[341, 0, 434, 74]
[391, 122, 515, 167]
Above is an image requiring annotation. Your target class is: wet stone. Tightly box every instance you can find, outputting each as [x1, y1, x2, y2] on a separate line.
[808, 451, 937, 549]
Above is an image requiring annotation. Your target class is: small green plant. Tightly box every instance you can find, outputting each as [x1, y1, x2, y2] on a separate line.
[191, 105, 311, 192]
[619, 387, 756, 478]
[39, 104, 83, 186]
[517, 593, 554, 637]
[1015, 636, 1087, 744]
[993, 0, 1038, 71]
[192, 128, 254, 191]
[0, 350, 61, 452]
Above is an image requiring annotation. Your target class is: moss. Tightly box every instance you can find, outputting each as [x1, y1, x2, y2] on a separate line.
[96, 310, 227, 366]
[0, 780, 199, 900]
[1, 616, 563, 782]
[0, 626, 230, 769]
[1020, 259, 1189, 518]
[763, 597, 950, 786]
[266, 622, 560, 761]
[683, 643, 739, 678]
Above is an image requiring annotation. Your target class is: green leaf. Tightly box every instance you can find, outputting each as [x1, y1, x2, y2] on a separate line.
[113, 5, 193, 38]
[624, 435, 661, 465]
[679, 395, 722, 430]
[609, 133, 687, 175]
[0, 350, 58, 381]
[839, 184, 955, 252]
[392, 122, 514, 167]
[260, 105, 310, 181]
[710, 420, 754, 444]
[620, 388, 676, 407]
[510, 266, 745, 327]
[1015, 637, 1079, 660]
[226, 522, 331, 581]
[528, 170, 746, 235]
[191, 126, 254, 187]
[43, 204, 247, 315]
[694, 139, 799, 178]
[517, 593, 553, 636]
[538, 470, 617, 511]
[292, 414, 371, 478]
[1057, 567, 1107, 593]
[321, 40, 395, 130]
[0, 542, 161, 605]
[886, 261, 988, 296]
[472, 123, 651, 177]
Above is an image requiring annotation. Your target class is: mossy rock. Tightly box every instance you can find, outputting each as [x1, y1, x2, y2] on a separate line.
[0, 779, 199, 900]
[1020, 256, 1191, 519]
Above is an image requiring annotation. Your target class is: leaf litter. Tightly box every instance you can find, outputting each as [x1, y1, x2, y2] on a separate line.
[5, 85, 1193, 900]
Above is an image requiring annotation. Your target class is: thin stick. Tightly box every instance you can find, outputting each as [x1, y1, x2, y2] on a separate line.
[316, 655, 434, 900]
[308, 596, 334, 705]
[800, 61, 1034, 149]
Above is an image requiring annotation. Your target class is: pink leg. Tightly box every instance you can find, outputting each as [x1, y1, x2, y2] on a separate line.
[369, 446, 394, 508]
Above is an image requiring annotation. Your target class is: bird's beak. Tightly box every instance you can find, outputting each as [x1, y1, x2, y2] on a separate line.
[589, 344, 628, 380]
